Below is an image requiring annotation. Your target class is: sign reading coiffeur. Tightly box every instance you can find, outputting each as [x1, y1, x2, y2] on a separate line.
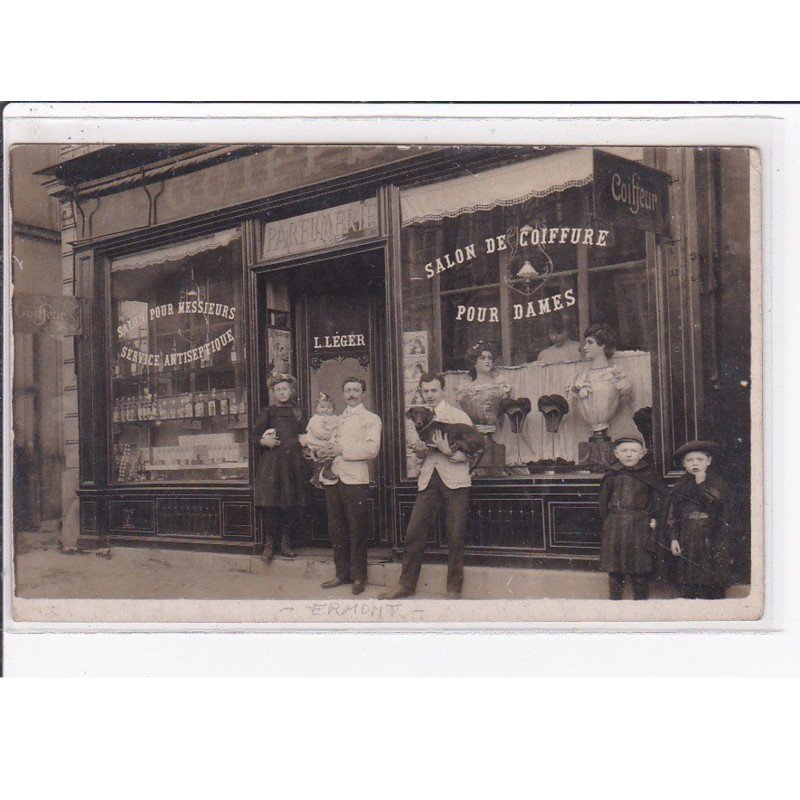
[262, 198, 379, 260]
[14, 294, 82, 336]
[593, 150, 671, 235]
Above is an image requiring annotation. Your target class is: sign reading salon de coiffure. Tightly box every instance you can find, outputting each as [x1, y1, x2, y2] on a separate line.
[593, 150, 671, 236]
[261, 198, 380, 260]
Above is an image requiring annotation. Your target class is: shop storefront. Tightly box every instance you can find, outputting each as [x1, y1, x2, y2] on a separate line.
[50, 144, 748, 569]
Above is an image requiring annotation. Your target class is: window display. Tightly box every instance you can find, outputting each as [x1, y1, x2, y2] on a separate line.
[110, 229, 248, 483]
[400, 152, 654, 477]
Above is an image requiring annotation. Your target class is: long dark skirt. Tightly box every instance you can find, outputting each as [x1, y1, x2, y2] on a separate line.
[671, 516, 731, 587]
[600, 509, 653, 575]
[254, 442, 309, 510]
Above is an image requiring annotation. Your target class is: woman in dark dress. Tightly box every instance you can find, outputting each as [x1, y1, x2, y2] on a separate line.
[253, 373, 310, 562]
[665, 440, 734, 599]
[598, 434, 668, 600]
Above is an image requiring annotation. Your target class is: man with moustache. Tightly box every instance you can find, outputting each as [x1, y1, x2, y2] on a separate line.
[315, 378, 382, 596]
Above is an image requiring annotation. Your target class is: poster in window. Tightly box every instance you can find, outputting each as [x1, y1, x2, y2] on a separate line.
[267, 327, 292, 376]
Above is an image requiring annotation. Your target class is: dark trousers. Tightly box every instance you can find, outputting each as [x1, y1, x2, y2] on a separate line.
[261, 507, 301, 548]
[325, 483, 369, 582]
[399, 470, 470, 594]
[609, 572, 650, 600]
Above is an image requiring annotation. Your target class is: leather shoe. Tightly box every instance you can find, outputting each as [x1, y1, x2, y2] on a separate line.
[378, 586, 414, 600]
[352, 580, 365, 595]
[278, 536, 296, 558]
[321, 578, 352, 589]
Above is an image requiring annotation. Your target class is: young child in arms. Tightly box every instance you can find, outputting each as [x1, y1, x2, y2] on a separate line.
[300, 393, 341, 489]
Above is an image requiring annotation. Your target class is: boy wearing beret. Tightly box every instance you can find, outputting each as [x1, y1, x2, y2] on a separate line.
[665, 440, 734, 599]
[598, 434, 668, 600]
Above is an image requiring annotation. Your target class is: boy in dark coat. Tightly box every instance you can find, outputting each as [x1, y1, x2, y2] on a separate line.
[598, 434, 668, 600]
[665, 440, 734, 599]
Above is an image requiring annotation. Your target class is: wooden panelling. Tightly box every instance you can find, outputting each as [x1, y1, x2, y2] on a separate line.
[222, 502, 253, 539]
[463, 497, 546, 550]
[79, 500, 97, 533]
[157, 498, 220, 538]
[109, 499, 156, 534]
[548, 502, 602, 551]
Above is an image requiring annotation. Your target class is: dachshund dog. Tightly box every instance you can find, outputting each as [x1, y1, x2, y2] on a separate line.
[405, 405, 486, 472]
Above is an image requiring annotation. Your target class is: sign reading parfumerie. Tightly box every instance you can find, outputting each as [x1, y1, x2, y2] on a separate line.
[262, 198, 380, 261]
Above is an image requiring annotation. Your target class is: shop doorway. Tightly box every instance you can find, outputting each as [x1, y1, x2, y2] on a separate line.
[256, 248, 388, 549]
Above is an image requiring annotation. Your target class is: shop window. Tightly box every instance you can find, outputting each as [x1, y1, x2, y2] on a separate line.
[110, 229, 248, 484]
[400, 152, 654, 478]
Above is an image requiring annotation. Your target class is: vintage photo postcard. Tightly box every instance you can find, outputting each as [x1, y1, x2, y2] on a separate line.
[4, 123, 764, 625]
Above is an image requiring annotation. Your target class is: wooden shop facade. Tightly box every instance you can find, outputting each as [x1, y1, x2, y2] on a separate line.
[44, 143, 752, 570]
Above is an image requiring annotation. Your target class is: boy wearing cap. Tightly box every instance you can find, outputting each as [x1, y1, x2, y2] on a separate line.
[598, 434, 668, 600]
[665, 440, 734, 599]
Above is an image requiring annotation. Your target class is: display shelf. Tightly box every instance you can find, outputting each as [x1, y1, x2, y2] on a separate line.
[142, 462, 248, 471]
[113, 415, 246, 426]
[113, 362, 242, 382]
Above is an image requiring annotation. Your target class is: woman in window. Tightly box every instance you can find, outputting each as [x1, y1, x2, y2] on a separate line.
[455, 342, 515, 470]
[252, 373, 310, 561]
[455, 342, 511, 429]
[565, 323, 633, 468]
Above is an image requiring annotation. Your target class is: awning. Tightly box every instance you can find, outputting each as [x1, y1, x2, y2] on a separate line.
[400, 147, 644, 227]
[111, 229, 240, 273]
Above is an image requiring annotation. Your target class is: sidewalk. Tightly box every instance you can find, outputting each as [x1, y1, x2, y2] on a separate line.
[13, 531, 750, 601]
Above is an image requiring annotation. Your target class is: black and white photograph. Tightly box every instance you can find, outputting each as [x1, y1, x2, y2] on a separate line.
[4, 116, 762, 624]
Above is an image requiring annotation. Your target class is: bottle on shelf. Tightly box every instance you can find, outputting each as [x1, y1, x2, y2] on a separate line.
[194, 392, 205, 418]
[207, 389, 218, 417]
[219, 392, 230, 416]
[229, 341, 239, 365]
[182, 394, 194, 418]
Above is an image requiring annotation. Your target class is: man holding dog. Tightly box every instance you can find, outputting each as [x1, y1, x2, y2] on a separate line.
[315, 378, 382, 595]
[381, 372, 473, 600]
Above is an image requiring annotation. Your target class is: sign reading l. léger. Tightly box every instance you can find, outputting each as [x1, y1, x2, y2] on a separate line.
[593, 150, 671, 236]
[262, 198, 379, 261]
[14, 294, 82, 336]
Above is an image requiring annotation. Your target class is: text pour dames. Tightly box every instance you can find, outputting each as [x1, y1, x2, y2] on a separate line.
[456, 289, 576, 323]
[423, 228, 609, 279]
